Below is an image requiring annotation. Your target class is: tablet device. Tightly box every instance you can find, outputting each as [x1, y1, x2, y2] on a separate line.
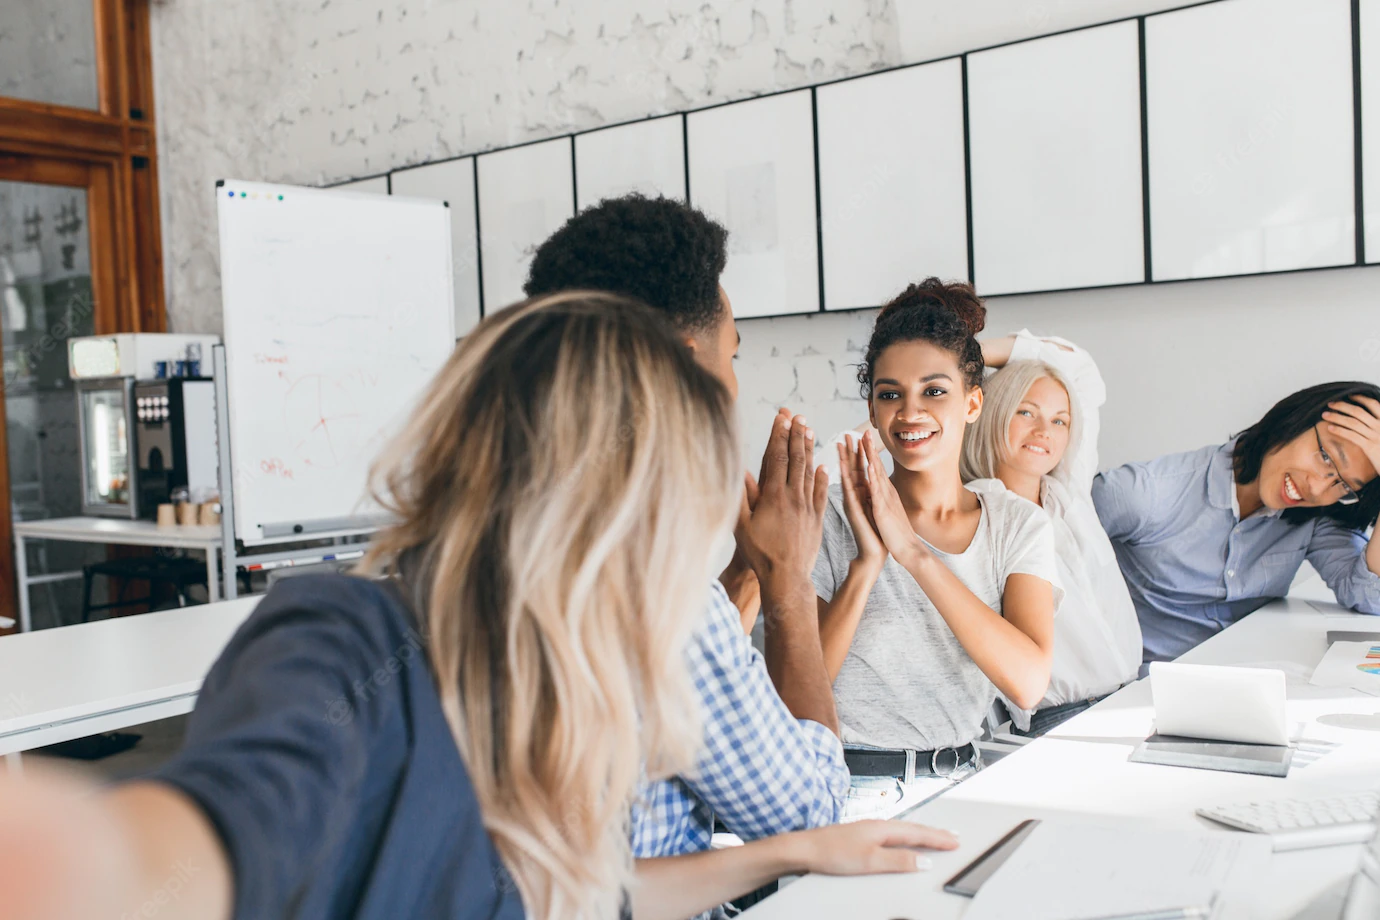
[942, 819, 1041, 897]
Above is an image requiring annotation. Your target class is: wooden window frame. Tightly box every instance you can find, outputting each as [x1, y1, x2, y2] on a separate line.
[0, 0, 166, 630]
[0, 0, 167, 336]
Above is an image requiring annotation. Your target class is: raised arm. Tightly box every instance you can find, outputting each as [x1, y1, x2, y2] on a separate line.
[0, 586, 417, 920]
[862, 434, 1055, 709]
[817, 435, 886, 681]
[740, 409, 838, 734]
[0, 771, 231, 920]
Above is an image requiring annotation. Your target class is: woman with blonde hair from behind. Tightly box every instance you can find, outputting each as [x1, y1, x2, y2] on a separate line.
[0, 291, 954, 920]
[961, 331, 1141, 737]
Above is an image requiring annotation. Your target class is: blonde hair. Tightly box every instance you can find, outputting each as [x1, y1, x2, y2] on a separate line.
[362, 291, 741, 919]
[961, 360, 1077, 483]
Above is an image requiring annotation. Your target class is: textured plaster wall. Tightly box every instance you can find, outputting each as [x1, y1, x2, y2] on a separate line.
[149, 0, 1380, 472]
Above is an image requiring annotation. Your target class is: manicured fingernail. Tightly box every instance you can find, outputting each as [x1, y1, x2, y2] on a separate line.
[915, 855, 933, 870]
[806, 427, 815, 440]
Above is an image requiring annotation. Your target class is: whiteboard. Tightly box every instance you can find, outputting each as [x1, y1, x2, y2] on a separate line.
[816, 59, 968, 310]
[217, 180, 455, 545]
[968, 21, 1145, 295]
[390, 157, 483, 336]
[476, 138, 575, 310]
[575, 115, 686, 206]
[332, 175, 389, 195]
[687, 90, 819, 318]
[1364, 0, 1380, 263]
[1146, 0, 1356, 280]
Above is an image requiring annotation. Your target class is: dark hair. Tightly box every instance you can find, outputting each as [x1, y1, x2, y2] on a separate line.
[524, 194, 729, 335]
[1232, 381, 1380, 530]
[857, 277, 987, 399]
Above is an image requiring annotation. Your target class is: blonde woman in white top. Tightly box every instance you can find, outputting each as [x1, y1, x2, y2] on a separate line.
[960, 329, 1142, 735]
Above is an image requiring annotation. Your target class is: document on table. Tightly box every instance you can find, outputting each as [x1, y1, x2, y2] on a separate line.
[1309, 641, 1380, 697]
[960, 819, 1271, 920]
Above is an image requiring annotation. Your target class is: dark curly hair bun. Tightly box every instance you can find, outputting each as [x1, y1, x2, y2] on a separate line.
[524, 194, 729, 334]
[858, 277, 987, 398]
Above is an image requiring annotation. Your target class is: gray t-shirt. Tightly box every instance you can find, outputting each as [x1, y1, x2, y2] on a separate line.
[812, 484, 1063, 751]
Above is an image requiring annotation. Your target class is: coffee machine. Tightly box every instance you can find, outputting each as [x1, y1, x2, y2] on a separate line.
[68, 333, 220, 519]
[132, 377, 218, 516]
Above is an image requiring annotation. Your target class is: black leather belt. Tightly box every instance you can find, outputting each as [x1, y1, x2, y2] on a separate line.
[845, 743, 980, 784]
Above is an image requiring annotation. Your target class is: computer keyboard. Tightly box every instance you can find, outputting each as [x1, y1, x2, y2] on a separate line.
[1198, 792, 1379, 851]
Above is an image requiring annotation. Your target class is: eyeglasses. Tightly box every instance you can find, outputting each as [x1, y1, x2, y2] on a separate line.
[1314, 426, 1361, 506]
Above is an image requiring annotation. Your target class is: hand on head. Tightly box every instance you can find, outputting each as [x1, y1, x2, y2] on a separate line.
[1322, 395, 1380, 482]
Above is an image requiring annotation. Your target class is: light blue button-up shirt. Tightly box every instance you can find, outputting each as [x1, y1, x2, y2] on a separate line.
[1092, 441, 1380, 665]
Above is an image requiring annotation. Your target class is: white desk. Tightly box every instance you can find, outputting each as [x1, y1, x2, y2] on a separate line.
[0, 596, 259, 757]
[743, 596, 1380, 919]
[13, 517, 225, 632]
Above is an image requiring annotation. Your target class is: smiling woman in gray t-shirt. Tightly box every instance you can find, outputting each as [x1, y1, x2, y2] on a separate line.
[814, 279, 1062, 758]
[814, 483, 1061, 750]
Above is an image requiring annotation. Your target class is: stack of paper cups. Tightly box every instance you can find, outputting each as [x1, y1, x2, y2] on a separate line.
[156, 504, 177, 528]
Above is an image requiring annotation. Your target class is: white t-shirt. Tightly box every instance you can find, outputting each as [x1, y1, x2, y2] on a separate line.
[812, 484, 1063, 751]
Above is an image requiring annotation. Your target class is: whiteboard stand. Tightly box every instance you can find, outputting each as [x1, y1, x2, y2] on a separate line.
[214, 345, 240, 599]
[212, 345, 376, 601]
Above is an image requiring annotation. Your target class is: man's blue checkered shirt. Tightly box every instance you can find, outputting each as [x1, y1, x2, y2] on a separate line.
[630, 582, 849, 857]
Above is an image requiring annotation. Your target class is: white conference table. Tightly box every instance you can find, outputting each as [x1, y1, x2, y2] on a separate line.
[743, 595, 1380, 919]
[0, 588, 1375, 916]
[12, 517, 226, 633]
[0, 596, 260, 758]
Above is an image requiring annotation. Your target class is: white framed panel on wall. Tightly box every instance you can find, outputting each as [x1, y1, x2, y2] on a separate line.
[390, 157, 482, 336]
[687, 90, 819, 318]
[574, 115, 686, 206]
[1363, 0, 1379, 263]
[968, 21, 1145, 296]
[476, 138, 575, 310]
[332, 176, 389, 195]
[816, 59, 968, 310]
[1146, 0, 1356, 280]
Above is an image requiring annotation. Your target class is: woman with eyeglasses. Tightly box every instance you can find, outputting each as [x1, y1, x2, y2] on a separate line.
[1092, 382, 1380, 667]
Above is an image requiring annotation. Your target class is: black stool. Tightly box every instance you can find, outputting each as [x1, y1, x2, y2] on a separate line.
[80, 555, 209, 622]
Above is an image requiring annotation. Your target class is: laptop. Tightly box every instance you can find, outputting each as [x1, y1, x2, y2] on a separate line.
[1149, 662, 1289, 746]
[1291, 818, 1380, 919]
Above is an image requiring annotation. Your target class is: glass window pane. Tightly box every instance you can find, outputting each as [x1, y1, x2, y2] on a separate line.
[1, 179, 103, 628]
[0, 1, 100, 111]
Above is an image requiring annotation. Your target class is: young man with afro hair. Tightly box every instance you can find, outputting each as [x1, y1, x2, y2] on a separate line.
[525, 194, 848, 870]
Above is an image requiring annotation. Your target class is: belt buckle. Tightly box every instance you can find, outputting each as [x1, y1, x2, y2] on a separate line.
[931, 746, 961, 777]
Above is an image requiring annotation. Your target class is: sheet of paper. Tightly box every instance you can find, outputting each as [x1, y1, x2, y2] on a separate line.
[1310, 641, 1380, 697]
[961, 819, 1272, 920]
